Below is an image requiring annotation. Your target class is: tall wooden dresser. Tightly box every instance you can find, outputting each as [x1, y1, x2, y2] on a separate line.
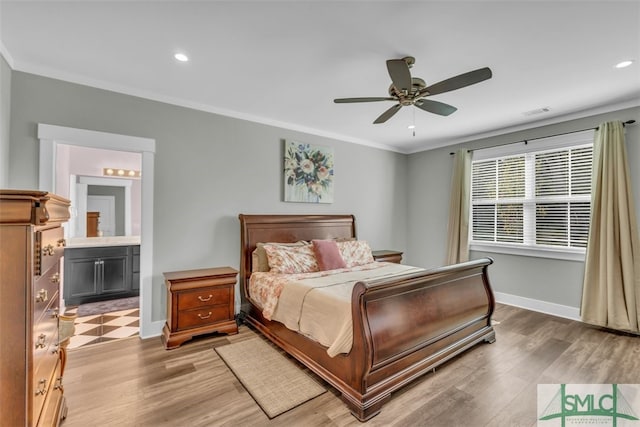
[0, 190, 71, 426]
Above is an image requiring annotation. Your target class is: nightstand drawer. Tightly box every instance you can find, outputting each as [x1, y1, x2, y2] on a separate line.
[178, 287, 230, 311]
[177, 306, 230, 330]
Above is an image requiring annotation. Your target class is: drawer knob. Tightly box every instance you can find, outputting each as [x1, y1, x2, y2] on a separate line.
[197, 312, 212, 320]
[42, 244, 55, 256]
[35, 289, 49, 303]
[35, 378, 48, 396]
[57, 238, 66, 247]
[50, 272, 60, 284]
[35, 333, 47, 349]
[197, 294, 213, 302]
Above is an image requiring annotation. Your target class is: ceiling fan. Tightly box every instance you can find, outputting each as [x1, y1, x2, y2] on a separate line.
[334, 56, 492, 124]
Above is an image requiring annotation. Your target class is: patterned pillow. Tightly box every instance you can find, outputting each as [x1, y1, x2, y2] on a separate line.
[252, 241, 307, 272]
[263, 243, 319, 274]
[312, 239, 347, 271]
[338, 240, 374, 267]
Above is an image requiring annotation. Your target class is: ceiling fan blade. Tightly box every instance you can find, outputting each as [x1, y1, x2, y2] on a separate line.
[415, 99, 457, 116]
[423, 67, 492, 96]
[386, 59, 412, 92]
[373, 104, 402, 124]
[334, 97, 395, 103]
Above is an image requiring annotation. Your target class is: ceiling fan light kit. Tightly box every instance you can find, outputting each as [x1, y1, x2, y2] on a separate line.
[334, 56, 492, 124]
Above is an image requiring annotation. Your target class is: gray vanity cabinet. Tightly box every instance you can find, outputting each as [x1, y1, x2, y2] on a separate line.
[64, 245, 140, 306]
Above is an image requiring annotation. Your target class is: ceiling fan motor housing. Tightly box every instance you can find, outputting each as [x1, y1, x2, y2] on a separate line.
[389, 77, 428, 104]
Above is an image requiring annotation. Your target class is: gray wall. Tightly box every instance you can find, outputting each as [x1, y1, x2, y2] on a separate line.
[0, 55, 10, 187]
[406, 106, 640, 310]
[8, 71, 408, 321]
[7, 67, 639, 319]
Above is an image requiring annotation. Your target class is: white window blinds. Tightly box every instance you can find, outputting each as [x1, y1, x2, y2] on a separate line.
[470, 130, 594, 255]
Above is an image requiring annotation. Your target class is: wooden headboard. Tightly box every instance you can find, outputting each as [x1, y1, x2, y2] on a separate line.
[238, 214, 356, 309]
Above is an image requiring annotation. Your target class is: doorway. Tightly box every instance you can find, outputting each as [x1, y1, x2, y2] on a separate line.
[38, 124, 162, 338]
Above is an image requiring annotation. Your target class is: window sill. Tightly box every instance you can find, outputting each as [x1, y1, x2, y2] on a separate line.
[470, 242, 585, 262]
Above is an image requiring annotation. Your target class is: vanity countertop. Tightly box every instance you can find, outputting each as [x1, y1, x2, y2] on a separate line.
[66, 236, 141, 248]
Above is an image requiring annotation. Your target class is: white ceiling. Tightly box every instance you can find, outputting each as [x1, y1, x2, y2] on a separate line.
[1, 1, 639, 153]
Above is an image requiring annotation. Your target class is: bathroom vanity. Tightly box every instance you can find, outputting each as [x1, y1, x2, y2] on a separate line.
[64, 237, 140, 306]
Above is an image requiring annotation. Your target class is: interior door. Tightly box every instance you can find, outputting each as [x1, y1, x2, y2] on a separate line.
[87, 195, 116, 237]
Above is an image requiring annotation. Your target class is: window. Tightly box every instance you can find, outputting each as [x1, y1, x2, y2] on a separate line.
[470, 130, 594, 260]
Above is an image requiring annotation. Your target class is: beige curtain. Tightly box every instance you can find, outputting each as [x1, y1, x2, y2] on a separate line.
[445, 149, 472, 264]
[581, 121, 640, 332]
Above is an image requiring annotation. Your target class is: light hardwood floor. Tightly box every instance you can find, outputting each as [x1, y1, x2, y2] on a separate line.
[61, 304, 640, 427]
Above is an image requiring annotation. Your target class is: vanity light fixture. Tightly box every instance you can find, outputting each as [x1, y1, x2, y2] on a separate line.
[615, 60, 634, 68]
[103, 168, 141, 178]
[174, 53, 189, 62]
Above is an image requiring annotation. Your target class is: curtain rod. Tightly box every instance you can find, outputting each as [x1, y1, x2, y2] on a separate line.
[449, 119, 636, 155]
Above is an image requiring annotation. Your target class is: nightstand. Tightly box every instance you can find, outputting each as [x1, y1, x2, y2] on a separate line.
[372, 250, 403, 264]
[161, 266, 238, 349]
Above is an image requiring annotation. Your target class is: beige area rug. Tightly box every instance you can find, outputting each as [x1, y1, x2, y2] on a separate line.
[215, 337, 326, 419]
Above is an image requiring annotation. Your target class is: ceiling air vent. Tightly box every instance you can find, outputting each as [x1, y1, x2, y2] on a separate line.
[523, 107, 551, 116]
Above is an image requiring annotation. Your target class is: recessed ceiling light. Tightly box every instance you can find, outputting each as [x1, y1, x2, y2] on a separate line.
[408, 125, 416, 129]
[174, 53, 189, 62]
[615, 60, 634, 69]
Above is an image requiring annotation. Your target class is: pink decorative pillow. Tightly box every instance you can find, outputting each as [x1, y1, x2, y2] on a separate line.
[312, 239, 347, 271]
[338, 240, 374, 267]
[263, 243, 319, 274]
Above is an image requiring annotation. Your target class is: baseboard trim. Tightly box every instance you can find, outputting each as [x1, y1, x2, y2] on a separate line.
[140, 320, 165, 339]
[494, 292, 581, 321]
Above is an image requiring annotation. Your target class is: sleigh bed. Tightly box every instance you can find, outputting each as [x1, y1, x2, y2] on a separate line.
[238, 214, 495, 421]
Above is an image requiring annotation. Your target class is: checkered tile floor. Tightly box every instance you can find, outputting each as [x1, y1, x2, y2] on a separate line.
[63, 307, 139, 349]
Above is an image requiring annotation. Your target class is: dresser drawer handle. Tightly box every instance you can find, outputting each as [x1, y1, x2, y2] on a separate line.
[197, 295, 213, 302]
[50, 272, 60, 284]
[42, 244, 55, 256]
[35, 333, 47, 349]
[35, 288, 49, 303]
[57, 238, 66, 247]
[197, 312, 212, 320]
[54, 376, 64, 391]
[35, 378, 48, 396]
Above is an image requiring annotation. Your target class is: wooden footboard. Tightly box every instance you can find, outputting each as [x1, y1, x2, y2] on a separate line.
[346, 257, 495, 420]
[238, 214, 495, 421]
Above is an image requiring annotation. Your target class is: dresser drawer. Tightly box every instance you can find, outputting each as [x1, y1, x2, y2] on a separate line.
[177, 287, 230, 311]
[36, 227, 64, 277]
[33, 266, 61, 324]
[32, 324, 60, 424]
[33, 305, 59, 371]
[33, 350, 60, 423]
[177, 306, 230, 330]
[36, 360, 63, 427]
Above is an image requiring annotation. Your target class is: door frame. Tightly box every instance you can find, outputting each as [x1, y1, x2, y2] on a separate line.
[38, 123, 161, 338]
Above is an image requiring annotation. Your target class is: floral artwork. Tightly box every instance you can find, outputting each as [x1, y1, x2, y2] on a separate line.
[284, 141, 334, 203]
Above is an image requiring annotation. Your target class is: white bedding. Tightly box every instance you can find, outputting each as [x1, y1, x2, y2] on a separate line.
[250, 262, 424, 356]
